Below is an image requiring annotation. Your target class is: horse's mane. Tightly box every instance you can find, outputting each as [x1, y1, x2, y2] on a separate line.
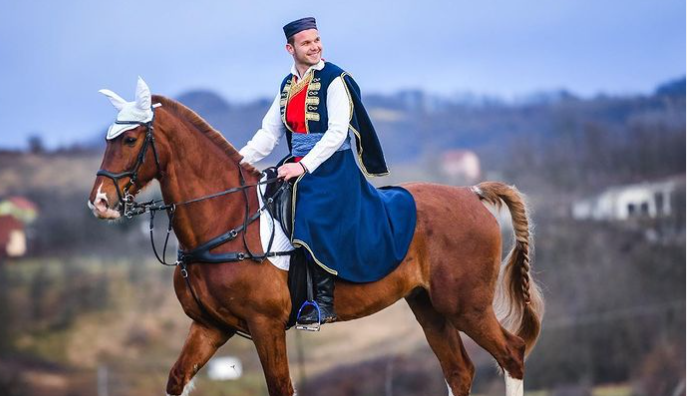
[152, 95, 260, 176]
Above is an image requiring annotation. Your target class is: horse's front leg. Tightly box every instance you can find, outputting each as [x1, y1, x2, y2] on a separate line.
[248, 316, 294, 396]
[166, 320, 232, 396]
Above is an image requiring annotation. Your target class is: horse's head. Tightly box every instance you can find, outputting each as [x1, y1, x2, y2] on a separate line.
[88, 77, 163, 220]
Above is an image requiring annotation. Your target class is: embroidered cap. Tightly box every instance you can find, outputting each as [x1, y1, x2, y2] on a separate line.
[283, 17, 317, 40]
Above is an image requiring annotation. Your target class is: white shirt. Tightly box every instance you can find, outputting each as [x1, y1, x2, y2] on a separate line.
[238, 60, 351, 173]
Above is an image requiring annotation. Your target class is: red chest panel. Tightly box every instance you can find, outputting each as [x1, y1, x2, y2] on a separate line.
[285, 86, 308, 134]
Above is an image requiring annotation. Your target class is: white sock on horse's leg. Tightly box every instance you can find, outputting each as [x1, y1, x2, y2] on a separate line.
[291, 377, 298, 396]
[166, 377, 196, 396]
[446, 379, 455, 396]
[505, 372, 523, 396]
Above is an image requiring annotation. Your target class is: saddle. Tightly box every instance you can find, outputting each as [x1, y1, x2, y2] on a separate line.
[262, 167, 293, 238]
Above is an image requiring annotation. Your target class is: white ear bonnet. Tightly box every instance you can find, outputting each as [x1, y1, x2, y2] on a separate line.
[99, 77, 160, 140]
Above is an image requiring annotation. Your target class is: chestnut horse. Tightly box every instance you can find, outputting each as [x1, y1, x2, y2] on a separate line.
[88, 95, 544, 396]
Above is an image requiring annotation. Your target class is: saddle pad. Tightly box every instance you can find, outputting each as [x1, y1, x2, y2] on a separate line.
[258, 174, 293, 271]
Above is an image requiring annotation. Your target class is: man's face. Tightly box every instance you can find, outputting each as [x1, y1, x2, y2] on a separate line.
[286, 29, 322, 66]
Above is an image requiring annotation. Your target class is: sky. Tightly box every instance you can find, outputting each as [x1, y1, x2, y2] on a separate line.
[0, 0, 684, 149]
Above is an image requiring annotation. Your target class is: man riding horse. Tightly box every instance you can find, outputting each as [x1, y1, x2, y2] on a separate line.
[238, 17, 417, 326]
[90, 17, 543, 396]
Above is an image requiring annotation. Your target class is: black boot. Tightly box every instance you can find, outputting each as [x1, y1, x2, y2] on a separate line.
[299, 263, 337, 325]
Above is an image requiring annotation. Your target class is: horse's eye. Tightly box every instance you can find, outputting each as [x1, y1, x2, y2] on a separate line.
[124, 136, 137, 146]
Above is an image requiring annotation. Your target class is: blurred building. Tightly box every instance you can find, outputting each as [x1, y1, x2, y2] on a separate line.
[440, 149, 481, 183]
[0, 215, 26, 257]
[0, 196, 38, 258]
[572, 175, 684, 221]
[0, 196, 38, 223]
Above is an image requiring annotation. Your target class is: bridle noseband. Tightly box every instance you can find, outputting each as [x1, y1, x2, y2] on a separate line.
[96, 111, 163, 218]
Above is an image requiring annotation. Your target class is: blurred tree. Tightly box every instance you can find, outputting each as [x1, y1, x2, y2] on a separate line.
[27, 134, 45, 154]
[0, 265, 12, 355]
[29, 268, 51, 323]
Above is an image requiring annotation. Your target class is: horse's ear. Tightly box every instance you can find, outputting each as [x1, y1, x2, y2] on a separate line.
[135, 76, 152, 111]
[98, 89, 128, 111]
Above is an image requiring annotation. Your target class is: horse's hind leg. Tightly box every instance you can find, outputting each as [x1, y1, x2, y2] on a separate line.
[166, 321, 232, 396]
[406, 291, 475, 396]
[452, 308, 526, 396]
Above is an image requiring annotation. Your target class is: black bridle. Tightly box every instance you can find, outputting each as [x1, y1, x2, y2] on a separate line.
[96, 115, 163, 218]
[95, 107, 291, 261]
[95, 108, 294, 338]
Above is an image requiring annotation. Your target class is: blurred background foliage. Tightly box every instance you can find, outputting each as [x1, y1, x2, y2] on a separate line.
[0, 77, 683, 396]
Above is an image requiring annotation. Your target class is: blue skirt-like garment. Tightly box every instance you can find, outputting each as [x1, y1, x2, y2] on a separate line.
[290, 149, 417, 283]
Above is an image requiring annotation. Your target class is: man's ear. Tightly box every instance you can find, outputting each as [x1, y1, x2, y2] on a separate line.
[285, 43, 295, 55]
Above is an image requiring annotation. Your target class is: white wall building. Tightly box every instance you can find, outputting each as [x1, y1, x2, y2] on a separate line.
[441, 150, 481, 182]
[572, 177, 682, 221]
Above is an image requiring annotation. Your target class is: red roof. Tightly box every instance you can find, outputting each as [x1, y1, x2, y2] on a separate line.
[7, 196, 38, 212]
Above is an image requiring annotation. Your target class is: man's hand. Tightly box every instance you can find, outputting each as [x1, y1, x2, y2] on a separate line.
[278, 162, 306, 180]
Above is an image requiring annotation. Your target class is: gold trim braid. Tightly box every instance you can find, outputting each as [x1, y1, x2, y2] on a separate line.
[305, 112, 320, 121]
[280, 77, 296, 133]
[340, 72, 390, 178]
[289, 73, 312, 97]
[289, 169, 338, 275]
[292, 239, 338, 275]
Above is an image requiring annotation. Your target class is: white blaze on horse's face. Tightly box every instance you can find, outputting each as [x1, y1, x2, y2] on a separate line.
[87, 183, 122, 220]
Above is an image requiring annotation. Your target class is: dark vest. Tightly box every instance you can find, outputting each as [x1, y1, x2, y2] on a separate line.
[279, 62, 389, 177]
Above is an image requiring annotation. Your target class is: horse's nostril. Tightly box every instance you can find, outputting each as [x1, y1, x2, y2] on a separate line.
[92, 183, 110, 212]
[94, 197, 109, 212]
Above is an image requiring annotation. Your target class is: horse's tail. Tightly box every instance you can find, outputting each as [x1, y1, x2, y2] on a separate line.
[472, 181, 544, 357]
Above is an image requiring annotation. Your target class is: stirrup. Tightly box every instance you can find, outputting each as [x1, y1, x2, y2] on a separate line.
[295, 300, 321, 332]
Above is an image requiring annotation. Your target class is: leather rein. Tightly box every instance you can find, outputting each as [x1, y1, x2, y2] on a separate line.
[97, 108, 294, 265]
[96, 109, 295, 338]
